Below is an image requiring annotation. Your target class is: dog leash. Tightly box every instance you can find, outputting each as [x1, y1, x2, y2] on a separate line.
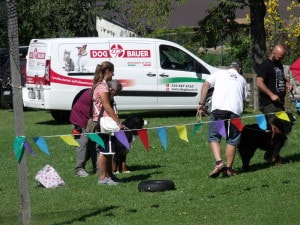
[195, 111, 203, 133]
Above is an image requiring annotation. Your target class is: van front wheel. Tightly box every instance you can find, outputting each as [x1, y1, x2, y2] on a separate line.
[50, 110, 70, 123]
[204, 87, 214, 116]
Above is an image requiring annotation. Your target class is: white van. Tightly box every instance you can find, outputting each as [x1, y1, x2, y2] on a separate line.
[22, 37, 219, 121]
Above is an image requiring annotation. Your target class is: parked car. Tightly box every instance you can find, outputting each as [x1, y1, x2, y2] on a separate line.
[0, 46, 28, 108]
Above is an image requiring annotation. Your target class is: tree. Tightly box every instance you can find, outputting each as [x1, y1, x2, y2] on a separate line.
[265, 0, 300, 61]
[17, 0, 101, 44]
[0, 0, 187, 48]
[195, 0, 266, 72]
[99, 0, 187, 36]
[195, 0, 300, 71]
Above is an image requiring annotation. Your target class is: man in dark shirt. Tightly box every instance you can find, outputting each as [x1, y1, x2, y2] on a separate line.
[256, 45, 293, 164]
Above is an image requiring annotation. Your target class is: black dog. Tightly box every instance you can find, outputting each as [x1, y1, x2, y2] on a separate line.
[113, 115, 148, 173]
[238, 112, 295, 171]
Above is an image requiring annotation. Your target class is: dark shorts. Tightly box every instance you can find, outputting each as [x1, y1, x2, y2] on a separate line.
[96, 134, 116, 154]
[208, 110, 241, 146]
[260, 103, 285, 124]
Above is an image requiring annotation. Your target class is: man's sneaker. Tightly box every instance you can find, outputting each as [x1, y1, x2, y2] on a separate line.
[98, 177, 119, 185]
[209, 162, 224, 178]
[75, 169, 89, 177]
[223, 168, 236, 177]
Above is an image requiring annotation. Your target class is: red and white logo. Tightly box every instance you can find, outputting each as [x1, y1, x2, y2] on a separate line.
[90, 44, 151, 58]
[110, 44, 124, 58]
[29, 48, 46, 59]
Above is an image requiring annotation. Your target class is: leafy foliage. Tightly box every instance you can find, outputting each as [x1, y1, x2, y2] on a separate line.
[225, 34, 252, 71]
[265, 0, 300, 63]
[101, 0, 187, 36]
[0, 0, 186, 48]
[17, 0, 101, 43]
[194, 0, 267, 71]
[195, 0, 246, 48]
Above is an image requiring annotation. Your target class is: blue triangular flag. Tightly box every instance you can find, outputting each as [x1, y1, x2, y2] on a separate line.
[33, 137, 50, 155]
[157, 127, 167, 150]
[255, 114, 267, 130]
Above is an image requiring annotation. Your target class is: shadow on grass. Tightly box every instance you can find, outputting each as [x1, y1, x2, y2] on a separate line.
[239, 152, 300, 173]
[118, 110, 198, 119]
[36, 120, 70, 125]
[122, 171, 163, 183]
[119, 164, 163, 182]
[127, 164, 162, 171]
[48, 206, 118, 225]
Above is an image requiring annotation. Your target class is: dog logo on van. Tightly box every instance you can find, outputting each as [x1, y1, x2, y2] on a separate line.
[110, 44, 124, 58]
[76, 44, 88, 71]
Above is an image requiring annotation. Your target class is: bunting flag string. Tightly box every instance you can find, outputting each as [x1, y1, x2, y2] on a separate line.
[275, 111, 290, 122]
[24, 139, 35, 156]
[86, 133, 105, 148]
[33, 137, 50, 156]
[12, 111, 292, 161]
[115, 131, 130, 150]
[230, 118, 244, 132]
[214, 120, 226, 137]
[137, 129, 149, 151]
[59, 135, 80, 147]
[255, 114, 267, 130]
[13, 136, 25, 162]
[156, 127, 167, 150]
[193, 123, 203, 134]
[175, 125, 189, 142]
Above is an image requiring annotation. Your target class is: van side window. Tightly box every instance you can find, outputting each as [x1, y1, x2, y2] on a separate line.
[159, 45, 209, 74]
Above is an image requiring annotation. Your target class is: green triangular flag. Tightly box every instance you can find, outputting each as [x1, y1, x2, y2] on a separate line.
[13, 136, 25, 162]
[87, 133, 105, 148]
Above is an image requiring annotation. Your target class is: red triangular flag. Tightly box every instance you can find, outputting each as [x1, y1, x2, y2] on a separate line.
[137, 129, 149, 151]
[230, 118, 244, 132]
[291, 58, 300, 83]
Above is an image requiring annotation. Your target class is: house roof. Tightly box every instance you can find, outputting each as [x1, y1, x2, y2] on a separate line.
[167, 0, 293, 29]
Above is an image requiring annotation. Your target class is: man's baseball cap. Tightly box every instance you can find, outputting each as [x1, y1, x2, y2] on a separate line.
[229, 61, 242, 68]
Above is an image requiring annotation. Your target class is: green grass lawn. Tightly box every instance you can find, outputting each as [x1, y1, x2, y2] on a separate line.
[1, 108, 300, 225]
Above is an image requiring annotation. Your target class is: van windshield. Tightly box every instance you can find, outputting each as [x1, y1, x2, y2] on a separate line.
[159, 44, 209, 74]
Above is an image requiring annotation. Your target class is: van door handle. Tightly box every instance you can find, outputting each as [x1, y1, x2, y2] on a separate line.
[159, 73, 169, 78]
[146, 72, 156, 77]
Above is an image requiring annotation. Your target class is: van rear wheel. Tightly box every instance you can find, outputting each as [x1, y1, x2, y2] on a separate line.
[50, 110, 70, 123]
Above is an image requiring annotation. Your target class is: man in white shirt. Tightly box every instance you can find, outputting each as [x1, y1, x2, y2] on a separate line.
[197, 61, 247, 178]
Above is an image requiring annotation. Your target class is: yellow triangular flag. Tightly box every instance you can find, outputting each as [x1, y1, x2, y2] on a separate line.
[275, 111, 290, 122]
[60, 135, 80, 146]
[175, 125, 189, 142]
